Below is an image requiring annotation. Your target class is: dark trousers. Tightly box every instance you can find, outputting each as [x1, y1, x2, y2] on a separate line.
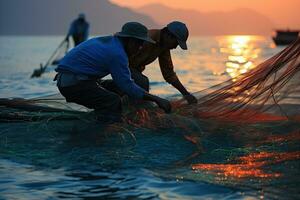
[58, 69, 149, 115]
[58, 80, 122, 114]
[72, 35, 85, 46]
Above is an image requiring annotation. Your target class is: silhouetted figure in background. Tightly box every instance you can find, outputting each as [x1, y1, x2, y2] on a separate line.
[66, 13, 89, 46]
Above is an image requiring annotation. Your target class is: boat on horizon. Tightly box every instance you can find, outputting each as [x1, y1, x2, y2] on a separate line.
[272, 29, 299, 46]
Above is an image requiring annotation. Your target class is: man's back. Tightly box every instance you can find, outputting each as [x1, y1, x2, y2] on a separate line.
[72, 19, 89, 35]
[58, 36, 126, 77]
[129, 29, 178, 84]
[68, 16, 90, 46]
[57, 36, 144, 99]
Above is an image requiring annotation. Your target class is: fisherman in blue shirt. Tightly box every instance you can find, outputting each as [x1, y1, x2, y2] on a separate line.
[55, 22, 171, 122]
[66, 13, 89, 46]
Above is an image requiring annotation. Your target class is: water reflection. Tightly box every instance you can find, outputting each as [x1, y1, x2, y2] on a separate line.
[192, 151, 300, 179]
[219, 36, 262, 81]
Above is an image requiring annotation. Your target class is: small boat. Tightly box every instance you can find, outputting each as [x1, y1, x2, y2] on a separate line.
[31, 39, 69, 78]
[272, 30, 299, 46]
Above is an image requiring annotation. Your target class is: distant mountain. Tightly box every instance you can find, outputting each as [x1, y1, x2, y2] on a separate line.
[138, 4, 275, 35]
[0, 0, 159, 35]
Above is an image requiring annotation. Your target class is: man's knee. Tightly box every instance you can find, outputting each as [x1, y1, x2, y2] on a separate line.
[94, 92, 122, 113]
[109, 93, 122, 111]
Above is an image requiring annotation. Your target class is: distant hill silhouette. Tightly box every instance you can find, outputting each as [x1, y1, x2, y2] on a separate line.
[138, 4, 275, 35]
[0, 0, 159, 35]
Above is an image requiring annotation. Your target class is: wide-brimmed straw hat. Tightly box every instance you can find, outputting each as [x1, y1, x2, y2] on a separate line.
[115, 22, 155, 44]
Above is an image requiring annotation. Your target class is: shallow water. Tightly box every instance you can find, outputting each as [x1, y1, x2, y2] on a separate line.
[0, 36, 299, 200]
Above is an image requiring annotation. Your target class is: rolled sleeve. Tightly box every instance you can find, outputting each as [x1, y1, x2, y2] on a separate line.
[109, 54, 145, 99]
[158, 50, 179, 83]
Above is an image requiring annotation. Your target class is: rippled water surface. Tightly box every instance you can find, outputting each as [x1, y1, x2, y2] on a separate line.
[0, 36, 299, 200]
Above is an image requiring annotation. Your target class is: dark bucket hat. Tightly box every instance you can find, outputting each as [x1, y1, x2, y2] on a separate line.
[167, 21, 189, 50]
[115, 22, 155, 44]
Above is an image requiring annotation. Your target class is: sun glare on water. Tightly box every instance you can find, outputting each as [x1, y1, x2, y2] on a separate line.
[220, 36, 261, 81]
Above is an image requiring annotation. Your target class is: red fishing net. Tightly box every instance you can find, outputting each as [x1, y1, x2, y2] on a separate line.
[171, 38, 300, 123]
[1, 39, 300, 125]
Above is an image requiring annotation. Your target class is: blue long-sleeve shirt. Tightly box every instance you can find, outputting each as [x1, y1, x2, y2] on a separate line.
[56, 36, 145, 99]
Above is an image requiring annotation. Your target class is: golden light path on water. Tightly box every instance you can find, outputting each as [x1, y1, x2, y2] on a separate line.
[220, 35, 262, 81]
[190, 131, 300, 183]
[192, 151, 300, 179]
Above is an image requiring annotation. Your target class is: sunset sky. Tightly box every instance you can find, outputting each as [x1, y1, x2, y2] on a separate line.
[111, 0, 300, 28]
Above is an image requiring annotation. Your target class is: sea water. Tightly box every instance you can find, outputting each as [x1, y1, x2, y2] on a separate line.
[0, 36, 299, 200]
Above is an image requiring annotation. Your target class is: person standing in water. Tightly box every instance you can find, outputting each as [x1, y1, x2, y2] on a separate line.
[66, 13, 90, 46]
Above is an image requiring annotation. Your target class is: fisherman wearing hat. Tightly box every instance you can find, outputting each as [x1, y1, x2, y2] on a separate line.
[129, 21, 198, 104]
[66, 13, 90, 46]
[55, 22, 171, 122]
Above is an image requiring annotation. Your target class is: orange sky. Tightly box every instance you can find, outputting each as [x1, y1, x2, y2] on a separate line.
[110, 0, 300, 28]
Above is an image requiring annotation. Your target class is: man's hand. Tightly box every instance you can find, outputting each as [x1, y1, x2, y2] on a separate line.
[169, 79, 197, 105]
[184, 94, 198, 104]
[155, 97, 172, 113]
[143, 93, 172, 113]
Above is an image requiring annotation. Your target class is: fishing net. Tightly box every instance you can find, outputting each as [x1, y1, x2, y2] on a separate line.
[0, 94, 90, 122]
[31, 39, 69, 78]
[172, 37, 300, 123]
[124, 38, 300, 129]
[1, 38, 300, 198]
[2, 38, 300, 124]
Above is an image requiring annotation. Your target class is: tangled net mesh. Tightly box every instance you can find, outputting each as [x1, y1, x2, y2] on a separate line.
[1, 38, 300, 125]
[124, 38, 300, 129]
[0, 39, 300, 191]
[172, 38, 300, 123]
